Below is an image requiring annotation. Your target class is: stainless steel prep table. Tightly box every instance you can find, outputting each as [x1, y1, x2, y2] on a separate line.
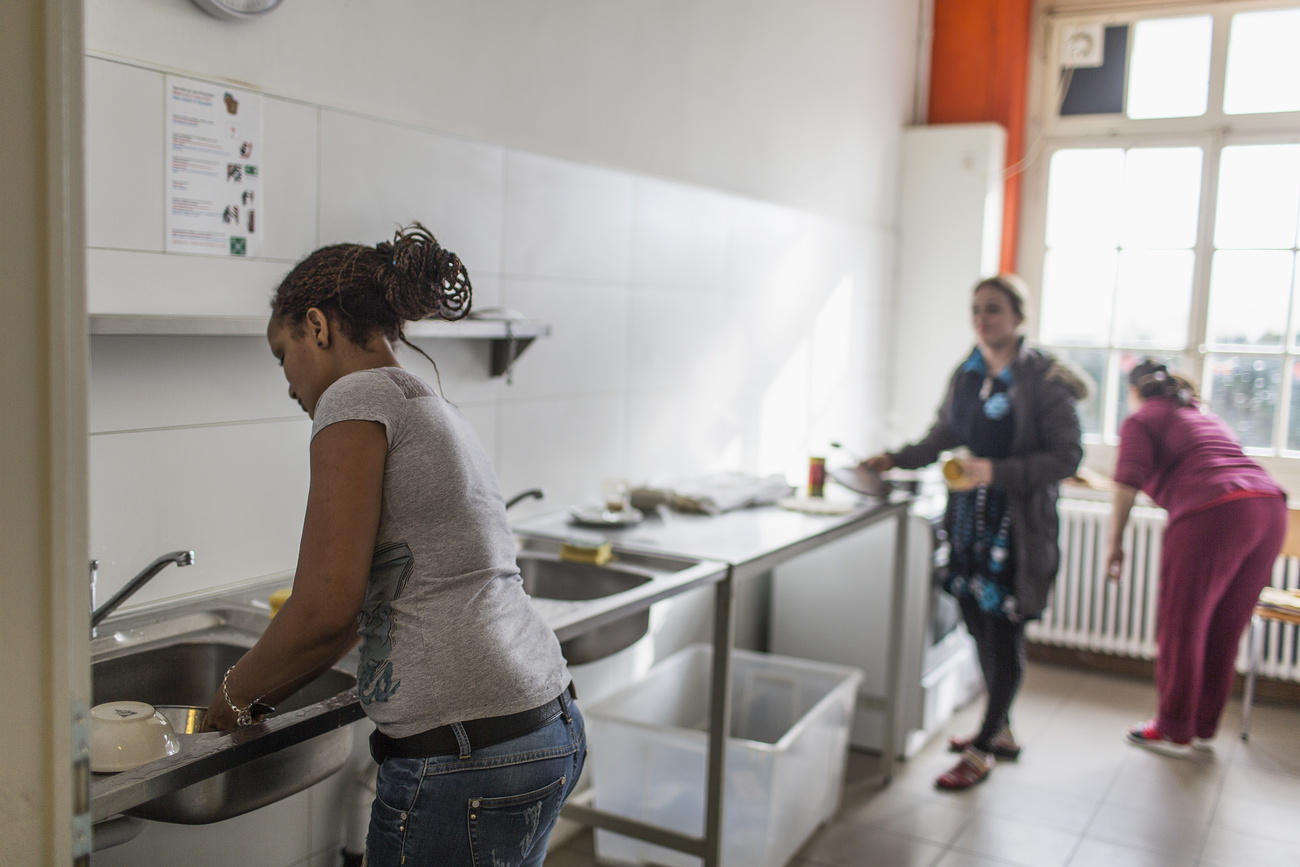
[513, 493, 914, 866]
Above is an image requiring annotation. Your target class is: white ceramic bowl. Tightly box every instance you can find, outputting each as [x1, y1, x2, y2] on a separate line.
[91, 701, 181, 772]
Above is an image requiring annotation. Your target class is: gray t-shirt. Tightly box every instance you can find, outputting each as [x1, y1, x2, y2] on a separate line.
[311, 367, 569, 737]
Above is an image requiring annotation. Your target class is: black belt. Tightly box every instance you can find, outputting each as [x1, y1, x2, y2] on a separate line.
[370, 682, 577, 762]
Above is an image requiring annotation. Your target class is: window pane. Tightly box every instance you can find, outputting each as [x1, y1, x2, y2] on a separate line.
[1290, 360, 1300, 451]
[1207, 251, 1293, 346]
[1059, 26, 1129, 116]
[1206, 355, 1282, 449]
[1121, 148, 1203, 249]
[1116, 350, 1181, 428]
[1113, 251, 1193, 347]
[1045, 149, 1124, 248]
[1214, 145, 1300, 250]
[1055, 348, 1107, 436]
[1040, 248, 1117, 346]
[1127, 16, 1212, 119]
[1224, 8, 1300, 115]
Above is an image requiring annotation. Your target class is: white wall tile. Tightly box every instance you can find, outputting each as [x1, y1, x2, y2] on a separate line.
[89, 420, 311, 610]
[87, 248, 292, 316]
[624, 389, 751, 482]
[318, 111, 505, 274]
[395, 337, 504, 409]
[498, 278, 629, 401]
[502, 152, 633, 284]
[262, 98, 319, 262]
[630, 178, 733, 292]
[625, 288, 738, 396]
[726, 199, 815, 297]
[85, 58, 165, 252]
[495, 395, 628, 520]
[89, 336, 295, 433]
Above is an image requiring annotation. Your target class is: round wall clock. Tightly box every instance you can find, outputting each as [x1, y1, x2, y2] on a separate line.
[190, 0, 283, 21]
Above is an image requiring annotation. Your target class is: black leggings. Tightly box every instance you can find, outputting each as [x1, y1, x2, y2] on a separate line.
[959, 594, 1026, 752]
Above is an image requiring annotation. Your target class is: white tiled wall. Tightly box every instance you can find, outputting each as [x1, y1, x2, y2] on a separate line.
[85, 55, 900, 864]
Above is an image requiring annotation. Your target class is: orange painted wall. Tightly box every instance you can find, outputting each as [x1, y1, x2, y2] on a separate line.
[927, 0, 1034, 273]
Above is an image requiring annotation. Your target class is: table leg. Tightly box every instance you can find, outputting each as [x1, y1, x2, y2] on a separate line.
[703, 569, 736, 866]
[880, 506, 910, 784]
[1241, 613, 1262, 742]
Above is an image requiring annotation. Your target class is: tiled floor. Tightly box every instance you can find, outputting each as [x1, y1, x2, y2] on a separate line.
[546, 662, 1300, 866]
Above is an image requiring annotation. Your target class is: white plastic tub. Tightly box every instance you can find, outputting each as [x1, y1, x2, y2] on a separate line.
[586, 644, 862, 867]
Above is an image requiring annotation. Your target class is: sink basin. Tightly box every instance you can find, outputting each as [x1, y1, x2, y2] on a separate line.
[518, 555, 654, 664]
[90, 604, 363, 829]
[93, 641, 352, 715]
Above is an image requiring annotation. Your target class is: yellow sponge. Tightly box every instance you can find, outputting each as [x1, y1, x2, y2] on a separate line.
[559, 538, 613, 566]
[268, 587, 292, 618]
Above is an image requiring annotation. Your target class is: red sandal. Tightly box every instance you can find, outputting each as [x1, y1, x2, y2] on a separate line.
[935, 748, 994, 790]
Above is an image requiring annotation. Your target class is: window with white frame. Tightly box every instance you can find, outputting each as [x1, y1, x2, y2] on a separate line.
[1025, 3, 1300, 456]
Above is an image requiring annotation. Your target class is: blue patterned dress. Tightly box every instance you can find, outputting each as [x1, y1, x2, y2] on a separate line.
[943, 349, 1020, 620]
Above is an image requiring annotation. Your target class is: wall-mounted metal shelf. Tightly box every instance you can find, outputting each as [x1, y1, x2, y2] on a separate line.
[88, 312, 550, 379]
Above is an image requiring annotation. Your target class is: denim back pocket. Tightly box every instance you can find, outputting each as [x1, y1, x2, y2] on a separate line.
[467, 774, 569, 866]
[358, 541, 414, 706]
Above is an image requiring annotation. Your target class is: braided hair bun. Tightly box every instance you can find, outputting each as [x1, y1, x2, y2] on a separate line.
[375, 223, 472, 323]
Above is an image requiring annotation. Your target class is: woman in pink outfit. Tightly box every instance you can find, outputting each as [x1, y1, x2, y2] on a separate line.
[1107, 359, 1286, 753]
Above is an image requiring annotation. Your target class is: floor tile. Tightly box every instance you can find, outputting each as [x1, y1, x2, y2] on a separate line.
[1102, 751, 1226, 823]
[797, 821, 947, 867]
[1085, 802, 1210, 863]
[1199, 823, 1300, 867]
[1211, 790, 1300, 845]
[932, 850, 1024, 867]
[1219, 760, 1300, 805]
[1067, 836, 1191, 867]
[859, 797, 975, 845]
[950, 815, 1082, 867]
[968, 782, 1098, 835]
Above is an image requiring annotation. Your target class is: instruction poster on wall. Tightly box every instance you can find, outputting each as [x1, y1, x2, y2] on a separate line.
[165, 75, 263, 257]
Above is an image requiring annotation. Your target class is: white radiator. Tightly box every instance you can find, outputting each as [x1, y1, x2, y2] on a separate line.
[1027, 498, 1300, 683]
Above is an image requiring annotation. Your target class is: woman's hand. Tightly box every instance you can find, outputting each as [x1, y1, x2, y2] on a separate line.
[201, 687, 240, 732]
[862, 454, 894, 473]
[1105, 544, 1125, 582]
[958, 458, 994, 486]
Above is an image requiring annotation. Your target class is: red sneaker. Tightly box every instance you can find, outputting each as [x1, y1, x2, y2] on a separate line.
[935, 748, 993, 790]
[1126, 720, 1190, 756]
[948, 728, 1021, 760]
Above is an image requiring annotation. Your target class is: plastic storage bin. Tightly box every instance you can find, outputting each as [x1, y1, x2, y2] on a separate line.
[587, 645, 862, 867]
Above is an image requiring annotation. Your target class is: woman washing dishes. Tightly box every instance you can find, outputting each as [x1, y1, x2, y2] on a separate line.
[1107, 359, 1285, 754]
[863, 275, 1086, 789]
[202, 224, 584, 866]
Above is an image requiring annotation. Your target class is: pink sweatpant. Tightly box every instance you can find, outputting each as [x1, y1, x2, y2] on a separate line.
[1156, 494, 1287, 742]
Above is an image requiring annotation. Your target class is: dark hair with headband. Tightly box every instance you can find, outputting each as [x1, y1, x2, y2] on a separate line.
[1129, 358, 1198, 407]
[973, 274, 1028, 322]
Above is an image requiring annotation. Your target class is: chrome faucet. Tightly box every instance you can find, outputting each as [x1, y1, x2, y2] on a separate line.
[505, 488, 544, 511]
[91, 550, 196, 630]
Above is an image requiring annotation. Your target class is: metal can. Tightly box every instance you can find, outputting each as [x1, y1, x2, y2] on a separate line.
[808, 456, 826, 498]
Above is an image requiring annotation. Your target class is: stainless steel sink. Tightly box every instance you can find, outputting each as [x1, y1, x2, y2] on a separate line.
[90, 601, 364, 830]
[514, 537, 719, 665]
[518, 555, 653, 663]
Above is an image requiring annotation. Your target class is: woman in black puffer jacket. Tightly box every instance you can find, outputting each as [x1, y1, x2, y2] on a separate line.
[864, 274, 1087, 790]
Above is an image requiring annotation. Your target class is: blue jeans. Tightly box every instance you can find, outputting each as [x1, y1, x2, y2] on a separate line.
[366, 697, 586, 866]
